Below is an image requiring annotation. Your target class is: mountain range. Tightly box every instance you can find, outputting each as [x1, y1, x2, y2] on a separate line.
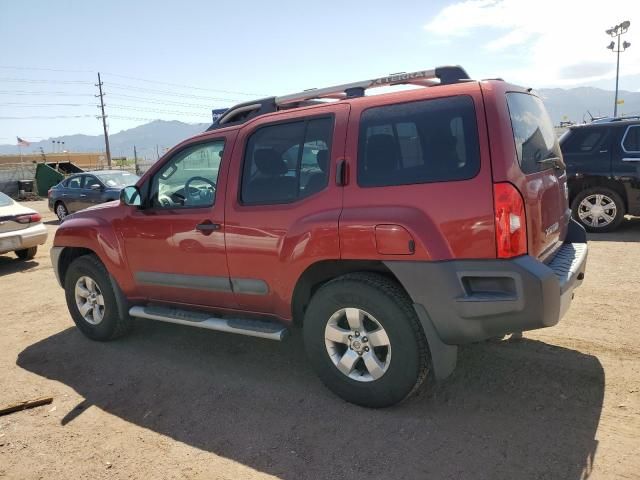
[1, 86, 639, 158]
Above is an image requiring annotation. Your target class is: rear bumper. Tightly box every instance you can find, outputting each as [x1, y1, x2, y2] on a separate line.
[0, 223, 48, 254]
[385, 221, 588, 345]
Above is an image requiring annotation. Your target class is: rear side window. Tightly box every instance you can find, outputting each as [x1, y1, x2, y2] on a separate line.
[357, 96, 480, 187]
[506, 92, 561, 174]
[241, 117, 333, 204]
[562, 129, 608, 153]
[622, 125, 640, 152]
[67, 176, 82, 189]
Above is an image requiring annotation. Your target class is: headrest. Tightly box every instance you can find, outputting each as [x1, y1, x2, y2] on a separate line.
[254, 149, 287, 176]
[365, 134, 399, 174]
[316, 150, 329, 173]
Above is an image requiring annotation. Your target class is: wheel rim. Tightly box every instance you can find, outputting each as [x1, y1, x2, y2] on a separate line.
[324, 308, 391, 382]
[578, 194, 617, 228]
[56, 204, 67, 219]
[74, 276, 105, 325]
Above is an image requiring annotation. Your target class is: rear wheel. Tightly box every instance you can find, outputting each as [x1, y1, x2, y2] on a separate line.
[15, 246, 37, 260]
[55, 202, 68, 221]
[64, 255, 132, 341]
[303, 272, 430, 408]
[572, 187, 625, 232]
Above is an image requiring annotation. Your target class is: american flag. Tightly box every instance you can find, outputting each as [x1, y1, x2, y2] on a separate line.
[16, 137, 31, 147]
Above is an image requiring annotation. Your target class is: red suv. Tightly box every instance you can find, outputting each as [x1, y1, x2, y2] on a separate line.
[51, 66, 588, 407]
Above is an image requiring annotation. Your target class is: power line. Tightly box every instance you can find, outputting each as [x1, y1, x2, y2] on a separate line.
[0, 114, 96, 119]
[0, 65, 266, 97]
[109, 114, 207, 123]
[109, 93, 219, 108]
[0, 65, 94, 74]
[0, 90, 94, 96]
[108, 104, 210, 117]
[102, 71, 263, 96]
[0, 102, 94, 107]
[0, 77, 90, 84]
[105, 82, 241, 101]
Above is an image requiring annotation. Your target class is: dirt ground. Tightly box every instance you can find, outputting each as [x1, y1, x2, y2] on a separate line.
[0, 200, 638, 480]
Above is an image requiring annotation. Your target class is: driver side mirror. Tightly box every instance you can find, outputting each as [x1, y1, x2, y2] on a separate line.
[120, 186, 141, 207]
[90, 184, 103, 191]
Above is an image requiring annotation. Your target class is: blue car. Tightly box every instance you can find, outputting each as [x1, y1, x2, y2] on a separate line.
[48, 170, 140, 221]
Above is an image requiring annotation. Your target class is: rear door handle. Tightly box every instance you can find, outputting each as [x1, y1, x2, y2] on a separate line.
[196, 221, 221, 234]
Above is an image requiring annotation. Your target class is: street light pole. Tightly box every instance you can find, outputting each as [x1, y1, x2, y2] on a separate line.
[606, 20, 631, 118]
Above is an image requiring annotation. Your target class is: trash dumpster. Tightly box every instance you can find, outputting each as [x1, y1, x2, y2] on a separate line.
[35, 161, 84, 196]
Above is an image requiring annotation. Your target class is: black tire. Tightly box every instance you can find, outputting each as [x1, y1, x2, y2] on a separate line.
[303, 272, 430, 408]
[64, 254, 132, 341]
[571, 187, 625, 232]
[55, 201, 68, 221]
[15, 246, 37, 260]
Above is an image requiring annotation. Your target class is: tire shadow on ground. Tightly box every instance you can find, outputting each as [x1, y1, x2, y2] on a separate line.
[17, 321, 604, 480]
[587, 216, 640, 242]
[0, 257, 39, 275]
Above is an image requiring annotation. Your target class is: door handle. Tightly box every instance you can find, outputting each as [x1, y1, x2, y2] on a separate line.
[80, 194, 87, 197]
[196, 221, 221, 234]
[599, 150, 608, 153]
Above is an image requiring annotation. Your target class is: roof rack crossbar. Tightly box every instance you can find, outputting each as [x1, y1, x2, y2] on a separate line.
[207, 65, 470, 130]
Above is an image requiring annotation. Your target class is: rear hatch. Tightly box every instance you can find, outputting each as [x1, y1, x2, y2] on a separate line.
[504, 91, 569, 261]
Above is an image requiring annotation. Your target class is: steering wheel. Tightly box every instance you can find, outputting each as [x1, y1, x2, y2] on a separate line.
[157, 194, 174, 207]
[184, 176, 216, 205]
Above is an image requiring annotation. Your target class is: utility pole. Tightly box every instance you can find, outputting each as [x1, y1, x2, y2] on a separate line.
[133, 145, 139, 175]
[96, 72, 112, 167]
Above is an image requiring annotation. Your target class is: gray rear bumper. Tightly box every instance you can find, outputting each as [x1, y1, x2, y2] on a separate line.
[385, 222, 588, 345]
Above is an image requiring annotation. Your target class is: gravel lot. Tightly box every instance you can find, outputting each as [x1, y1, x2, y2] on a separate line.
[1, 200, 638, 480]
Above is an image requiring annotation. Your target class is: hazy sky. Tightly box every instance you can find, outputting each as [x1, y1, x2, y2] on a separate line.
[1, 0, 638, 144]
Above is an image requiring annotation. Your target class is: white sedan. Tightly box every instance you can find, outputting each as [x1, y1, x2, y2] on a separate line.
[0, 192, 48, 260]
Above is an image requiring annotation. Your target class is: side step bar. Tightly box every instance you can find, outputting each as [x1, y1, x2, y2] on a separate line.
[129, 305, 289, 341]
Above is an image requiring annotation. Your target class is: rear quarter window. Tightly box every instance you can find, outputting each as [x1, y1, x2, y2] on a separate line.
[561, 128, 608, 153]
[506, 92, 561, 174]
[357, 95, 480, 187]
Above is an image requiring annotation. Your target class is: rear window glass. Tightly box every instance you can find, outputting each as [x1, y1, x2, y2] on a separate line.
[357, 96, 480, 187]
[506, 92, 561, 174]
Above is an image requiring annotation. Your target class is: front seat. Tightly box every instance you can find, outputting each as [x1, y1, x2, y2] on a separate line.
[304, 150, 329, 196]
[245, 148, 297, 203]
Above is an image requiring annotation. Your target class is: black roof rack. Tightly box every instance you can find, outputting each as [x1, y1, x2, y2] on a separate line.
[206, 65, 471, 131]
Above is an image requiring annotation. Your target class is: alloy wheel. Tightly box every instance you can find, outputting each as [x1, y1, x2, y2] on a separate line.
[578, 194, 617, 228]
[74, 275, 105, 325]
[324, 307, 391, 382]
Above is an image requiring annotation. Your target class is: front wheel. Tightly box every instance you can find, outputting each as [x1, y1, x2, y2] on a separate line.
[571, 187, 625, 232]
[64, 255, 132, 341]
[303, 273, 430, 408]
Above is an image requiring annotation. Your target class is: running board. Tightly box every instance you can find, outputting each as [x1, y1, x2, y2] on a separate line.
[129, 305, 288, 341]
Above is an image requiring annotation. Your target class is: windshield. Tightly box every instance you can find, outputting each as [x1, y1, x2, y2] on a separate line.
[0, 192, 13, 207]
[96, 172, 139, 188]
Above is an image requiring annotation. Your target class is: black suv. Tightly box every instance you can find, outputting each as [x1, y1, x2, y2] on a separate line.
[561, 117, 640, 232]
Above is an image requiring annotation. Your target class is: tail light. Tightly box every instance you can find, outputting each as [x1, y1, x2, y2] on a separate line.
[15, 213, 42, 224]
[493, 183, 527, 258]
[48, 189, 52, 198]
